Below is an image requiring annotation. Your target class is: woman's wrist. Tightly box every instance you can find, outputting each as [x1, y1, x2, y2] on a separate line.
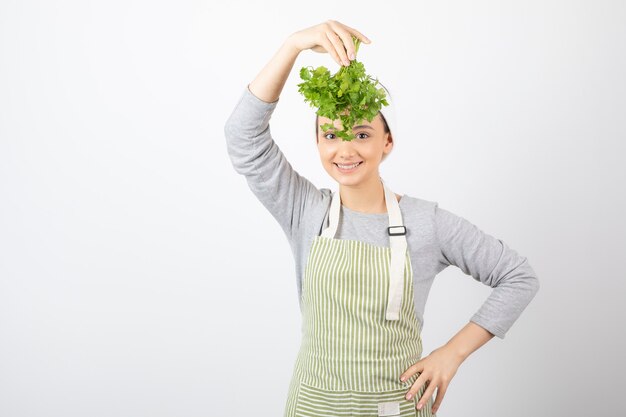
[284, 34, 303, 55]
[444, 321, 495, 362]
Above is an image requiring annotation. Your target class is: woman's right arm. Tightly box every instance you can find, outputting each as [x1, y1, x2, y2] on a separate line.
[224, 21, 371, 241]
[246, 38, 301, 104]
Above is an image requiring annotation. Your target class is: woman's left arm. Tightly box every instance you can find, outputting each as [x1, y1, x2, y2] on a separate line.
[400, 203, 540, 413]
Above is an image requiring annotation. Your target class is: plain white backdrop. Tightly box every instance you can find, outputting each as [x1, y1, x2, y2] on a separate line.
[1, 1, 624, 416]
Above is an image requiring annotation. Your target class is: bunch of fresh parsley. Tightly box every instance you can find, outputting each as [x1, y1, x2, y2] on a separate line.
[297, 36, 389, 141]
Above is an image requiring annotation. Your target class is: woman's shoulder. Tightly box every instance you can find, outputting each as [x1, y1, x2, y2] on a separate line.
[396, 194, 440, 240]
[400, 193, 438, 213]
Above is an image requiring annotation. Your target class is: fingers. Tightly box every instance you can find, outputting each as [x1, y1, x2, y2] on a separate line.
[325, 30, 351, 66]
[334, 29, 357, 61]
[431, 383, 448, 414]
[400, 359, 422, 382]
[323, 20, 371, 66]
[415, 379, 437, 411]
[404, 371, 439, 412]
[399, 348, 456, 413]
[336, 21, 371, 44]
[408, 375, 446, 412]
[404, 371, 426, 401]
[319, 35, 343, 67]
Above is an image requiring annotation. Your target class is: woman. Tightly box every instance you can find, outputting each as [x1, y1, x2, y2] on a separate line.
[224, 20, 540, 417]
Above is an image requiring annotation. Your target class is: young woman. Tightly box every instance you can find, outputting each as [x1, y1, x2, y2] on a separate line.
[224, 20, 540, 417]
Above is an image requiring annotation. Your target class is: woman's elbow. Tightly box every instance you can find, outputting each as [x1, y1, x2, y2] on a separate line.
[531, 273, 540, 297]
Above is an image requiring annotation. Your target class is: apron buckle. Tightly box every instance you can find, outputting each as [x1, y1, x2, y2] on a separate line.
[387, 225, 406, 236]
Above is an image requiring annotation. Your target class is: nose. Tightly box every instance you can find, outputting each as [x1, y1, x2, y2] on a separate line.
[338, 140, 357, 158]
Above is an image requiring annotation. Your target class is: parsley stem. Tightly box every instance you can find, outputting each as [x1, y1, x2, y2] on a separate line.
[353, 36, 361, 58]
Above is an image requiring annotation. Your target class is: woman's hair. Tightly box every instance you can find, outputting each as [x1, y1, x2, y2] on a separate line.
[315, 83, 393, 162]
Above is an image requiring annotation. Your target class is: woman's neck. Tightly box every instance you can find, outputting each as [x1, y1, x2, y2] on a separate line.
[339, 176, 396, 214]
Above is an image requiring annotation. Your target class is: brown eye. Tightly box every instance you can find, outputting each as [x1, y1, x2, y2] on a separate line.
[324, 133, 336, 140]
[356, 132, 369, 139]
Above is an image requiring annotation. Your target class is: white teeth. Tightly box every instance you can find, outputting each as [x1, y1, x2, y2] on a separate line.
[337, 162, 361, 169]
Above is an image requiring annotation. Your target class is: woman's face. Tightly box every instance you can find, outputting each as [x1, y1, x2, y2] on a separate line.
[316, 113, 393, 187]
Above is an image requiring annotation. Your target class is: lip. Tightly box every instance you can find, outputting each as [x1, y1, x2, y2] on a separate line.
[334, 161, 363, 173]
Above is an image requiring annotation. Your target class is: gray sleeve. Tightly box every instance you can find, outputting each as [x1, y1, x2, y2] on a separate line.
[434, 203, 540, 339]
[223, 85, 323, 242]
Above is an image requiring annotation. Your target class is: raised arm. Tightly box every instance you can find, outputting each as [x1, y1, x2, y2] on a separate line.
[223, 21, 371, 241]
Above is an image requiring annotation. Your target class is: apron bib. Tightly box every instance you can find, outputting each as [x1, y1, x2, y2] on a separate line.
[284, 179, 436, 417]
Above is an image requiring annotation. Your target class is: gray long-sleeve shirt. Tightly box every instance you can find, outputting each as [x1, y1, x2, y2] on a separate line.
[224, 84, 540, 339]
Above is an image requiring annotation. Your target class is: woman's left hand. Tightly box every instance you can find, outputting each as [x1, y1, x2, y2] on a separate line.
[399, 344, 465, 414]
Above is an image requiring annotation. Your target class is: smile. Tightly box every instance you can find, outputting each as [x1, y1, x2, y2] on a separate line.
[334, 161, 363, 172]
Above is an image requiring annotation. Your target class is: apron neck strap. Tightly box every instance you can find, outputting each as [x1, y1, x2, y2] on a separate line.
[321, 177, 408, 321]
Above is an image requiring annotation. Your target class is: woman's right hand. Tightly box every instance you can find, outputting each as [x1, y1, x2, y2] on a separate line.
[287, 20, 372, 68]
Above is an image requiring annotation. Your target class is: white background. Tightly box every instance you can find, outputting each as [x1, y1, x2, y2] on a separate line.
[1, 1, 624, 416]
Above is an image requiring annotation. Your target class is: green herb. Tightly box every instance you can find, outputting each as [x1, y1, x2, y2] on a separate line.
[297, 36, 389, 141]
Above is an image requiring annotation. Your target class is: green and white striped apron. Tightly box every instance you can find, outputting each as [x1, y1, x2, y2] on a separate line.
[284, 179, 436, 417]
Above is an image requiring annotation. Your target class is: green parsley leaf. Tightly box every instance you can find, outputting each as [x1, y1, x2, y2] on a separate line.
[297, 36, 389, 141]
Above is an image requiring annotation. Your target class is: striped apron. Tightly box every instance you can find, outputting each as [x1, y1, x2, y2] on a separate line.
[284, 179, 436, 417]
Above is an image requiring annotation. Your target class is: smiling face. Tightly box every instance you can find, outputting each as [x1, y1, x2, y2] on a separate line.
[315, 112, 393, 187]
